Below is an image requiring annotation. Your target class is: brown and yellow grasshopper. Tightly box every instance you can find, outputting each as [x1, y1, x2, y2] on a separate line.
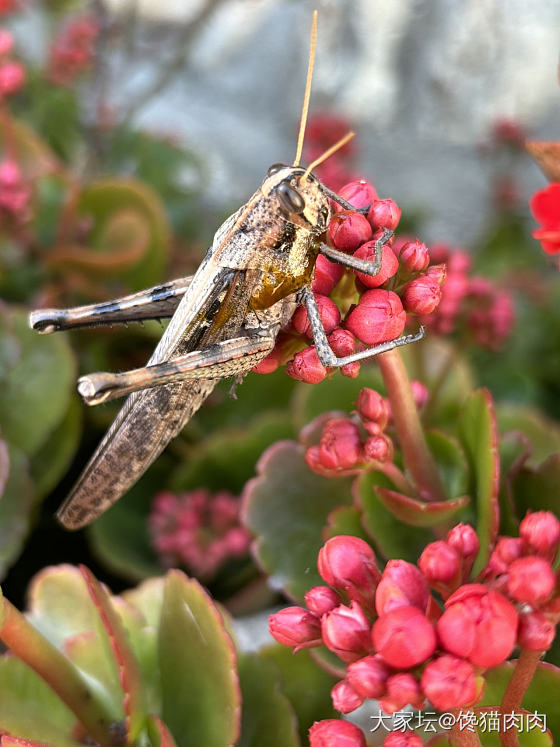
[29, 13, 423, 529]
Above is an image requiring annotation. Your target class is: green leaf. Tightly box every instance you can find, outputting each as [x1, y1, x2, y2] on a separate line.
[0, 656, 81, 746]
[237, 653, 300, 747]
[480, 661, 560, 741]
[496, 403, 560, 465]
[497, 431, 532, 535]
[323, 506, 372, 542]
[30, 397, 82, 499]
[260, 645, 338, 743]
[147, 716, 179, 747]
[0, 309, 75, 456]
[375, 486, 470, 527]
[355, 470, 433, 562]
[0, 445, 36, 579]
[242, 441, 353, 601]
[510, 455, 560, 517]
[458, 389, 500, 575]
[158, 571, 241, 747]
[426, 430, 469, 498]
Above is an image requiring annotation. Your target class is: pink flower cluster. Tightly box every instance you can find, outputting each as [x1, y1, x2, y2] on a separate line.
[149, 489, 251, 581]
[48, 16, 99, 86]
[253, 179, 445, 383]
[269, 512, 560, 746]
[304, 383, 427, 475]
[530, 182, 560, 268]
[423, 243, 514, 349]
[0, 156, 30, 221]
[0, 28, 25, 97]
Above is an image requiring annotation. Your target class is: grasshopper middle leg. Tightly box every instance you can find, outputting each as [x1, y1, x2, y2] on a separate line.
[319, 228, 392, 278]
[29, 276, 193, 334]
[78, 335, 276, 406]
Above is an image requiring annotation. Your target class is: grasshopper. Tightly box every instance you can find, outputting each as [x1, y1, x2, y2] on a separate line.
[29, 12, 423, 530]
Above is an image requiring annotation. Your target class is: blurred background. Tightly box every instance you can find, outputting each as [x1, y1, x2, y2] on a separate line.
[1, 0, 560, 614]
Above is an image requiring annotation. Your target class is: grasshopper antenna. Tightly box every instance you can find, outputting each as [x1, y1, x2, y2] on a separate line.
[293, 9, 318, 168]
[301, 131, 355, 182]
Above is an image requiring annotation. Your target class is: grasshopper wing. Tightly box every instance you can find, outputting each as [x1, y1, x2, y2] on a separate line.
[57, 260, 246, 529]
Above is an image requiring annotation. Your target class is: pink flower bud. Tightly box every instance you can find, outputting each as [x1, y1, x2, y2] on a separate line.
[520, 511, 560, 561]
[341, 361, 360, 378]
[448, 250, 472, 274]
[0, 30, 13, 56]
[328, 210, 372, 253]
[328, 327, 355, 358]
[446, 523, 480, 560]
[336, 179, 378, 211]
[353, 242, 399, 288]
[312, 254, 345, 295]
[507, 556, 555, 605]
[305, 586, 340, 616]
[373, 606, 436, 669]
[410, 380, 429, 410]
[437, 584, 518, 668]
[420, 654, 477, 711]
[0, 60, 25, 95]
[419, 541, 461, 588]
[286, 346, 327, 384]
[382, 673, 423, 713]
[345, 289, 406, 345]
[364, 434, 392, 463]
[375, 560, 430, 616]
[346, 655, 390, 699]
[330, 679, 364, 713]
[321, 601, 373, 662]
[305, 445, 323, 473]
[397, 239, 430, 273]
[518, 611, 556, 651]
[384, 733, 423, 747]
[318, 419, 363, 471]
[356, 388, 389, 426]
[318, 536, 381, 603]
[292, 294, 341, 338]
[426, 263, 447, 285]
[488, 536, 524, 575]
[309, 719, 366, 747]
[367, 199, 401, 231]
[402, 275, 442, 315]
[268, 607, 321, 651]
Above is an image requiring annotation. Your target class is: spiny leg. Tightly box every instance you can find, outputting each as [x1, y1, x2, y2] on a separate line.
[29, 276, 193, 334]
[299, 285, 424, 367]
[320, 183, 371, 215]
[78, 335, 276, 406]
[319, 228, 392, 277]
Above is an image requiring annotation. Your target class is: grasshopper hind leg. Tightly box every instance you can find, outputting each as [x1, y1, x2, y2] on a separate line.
[29, 276, 193, 334]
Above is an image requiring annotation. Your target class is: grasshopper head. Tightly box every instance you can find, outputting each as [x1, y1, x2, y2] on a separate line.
[262, 164, 330, 235]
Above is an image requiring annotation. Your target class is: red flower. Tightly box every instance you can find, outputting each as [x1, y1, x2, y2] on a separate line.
[372, 606, 436, 668]
[530, 182, 560, 264]
[309, 719, 366, 747]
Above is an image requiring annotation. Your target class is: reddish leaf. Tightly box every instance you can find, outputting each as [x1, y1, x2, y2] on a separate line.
[375, 487, 470, 527]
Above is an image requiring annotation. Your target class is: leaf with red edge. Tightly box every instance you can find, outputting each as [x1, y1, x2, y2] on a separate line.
[147, 716, 179, 747]
[458, 389, 500, 575]
[158, 570, 241, 747]
[79, 566, 147, 742]
[242, 441, 353, 601]
[375, 487, 470, 527]
[1, 738, 57, 746]
[497, 430, 532, 535]
[0, 436, 9, 499]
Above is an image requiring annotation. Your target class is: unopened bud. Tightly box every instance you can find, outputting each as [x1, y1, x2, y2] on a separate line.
[318, 418, 363, 470]
[518, 611, 556, 651]
[382, 673, 423, 713]
[507, 556, 555, 605]
[0, 60, 25, 95]
[426, 263, 447, 285]
[384, 733, 423, 747]
[292, 294, 340, 338]
[330, 679, 364, 714]
[0, 30, 14, 57]
[328, 210, 372, 253]
[356, 388, 389, 427]
[309, 719, 366, 747]
[402, 275, 442, 315]
[318, 535, 380, 604]
[420, 654, 477, 711]
[418, 541, 461, 589]
[446, 523, 480, 563]
[269, 607, 321, 651]
[346, 655, 390, 699]
[397, 239, 430, 273]
[372, 606, 436, 669]
[364, 434, 392, 463]
[375, 559, 429, 616]
[367, 199, 401, 232]
[353, 242, 399, 288]
[286, 346, 327, 384]
[488, 536, 524, 575]
[321, 601, 373, 663]
[336, 179, 378, 211]
[410, 380, 429, 410]
[520, 511, 560, 562]
[305, 586, 340, 616]
[312, 254, 344, 295]
[345, 289, 406, 345]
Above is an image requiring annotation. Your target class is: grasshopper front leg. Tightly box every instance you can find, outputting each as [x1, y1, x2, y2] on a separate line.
[29, 276, 193, 334]
[78, 335, 276, 406]
[299, 285, 425, 367]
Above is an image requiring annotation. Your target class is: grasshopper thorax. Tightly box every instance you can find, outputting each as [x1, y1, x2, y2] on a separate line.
[261, 164, 330, 236]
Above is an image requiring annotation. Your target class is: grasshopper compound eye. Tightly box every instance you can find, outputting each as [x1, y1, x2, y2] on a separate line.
[277, 180, 305, 214]
[267, 163, 286, 177]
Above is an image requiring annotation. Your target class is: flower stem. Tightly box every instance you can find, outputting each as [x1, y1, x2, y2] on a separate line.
[0, 597, 116, 746]
[450, 708, 482, 746]
[499, 649, 543, 747]
[378, 348, 446, 502]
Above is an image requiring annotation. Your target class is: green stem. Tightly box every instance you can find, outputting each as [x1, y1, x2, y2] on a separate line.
[378, 348, 446, 502]
[0, 598, 116, 746]
[499, 649, 543, 747]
